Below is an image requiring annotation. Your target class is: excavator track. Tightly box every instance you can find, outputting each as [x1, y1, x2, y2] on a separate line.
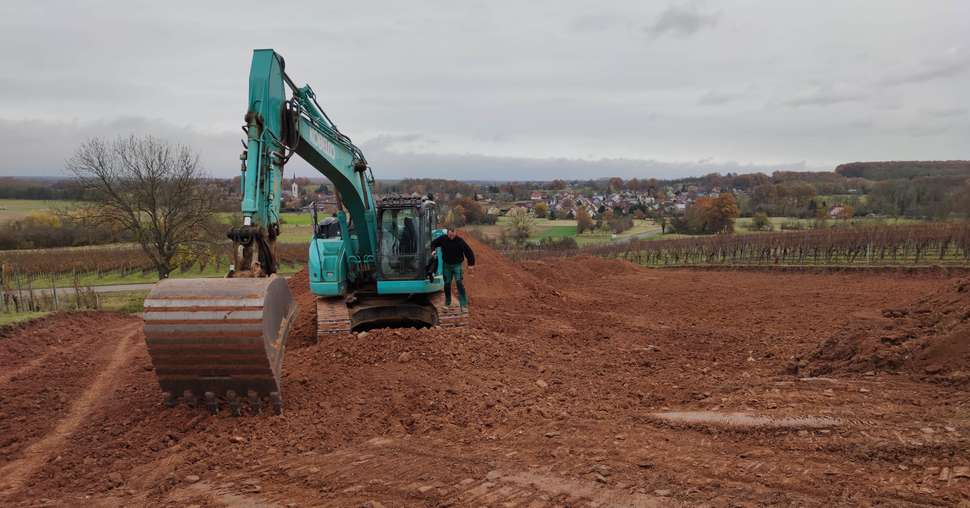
[143, 277, 296, 415]
[315, 292, 467, 341]
[317, 297, 352, 337]
[430, 292, 469, 328]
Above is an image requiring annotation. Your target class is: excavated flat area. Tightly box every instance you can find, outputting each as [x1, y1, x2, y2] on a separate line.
[0, 238, 968, 506]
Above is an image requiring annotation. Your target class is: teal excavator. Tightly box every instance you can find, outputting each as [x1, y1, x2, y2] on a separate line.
[142, 49, 464, 415]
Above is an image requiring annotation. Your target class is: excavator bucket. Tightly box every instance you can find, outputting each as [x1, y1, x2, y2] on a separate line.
[142, 276, 296, 415]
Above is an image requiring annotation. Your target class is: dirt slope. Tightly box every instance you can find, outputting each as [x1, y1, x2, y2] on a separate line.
[1, 238, 968, 506]
[804, 277, 970, 383]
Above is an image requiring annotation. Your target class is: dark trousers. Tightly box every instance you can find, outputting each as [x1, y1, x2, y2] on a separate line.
[442, 262, 467, 307]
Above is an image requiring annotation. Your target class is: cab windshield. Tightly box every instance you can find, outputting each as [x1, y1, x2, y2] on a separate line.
[379, 207, 420, 279]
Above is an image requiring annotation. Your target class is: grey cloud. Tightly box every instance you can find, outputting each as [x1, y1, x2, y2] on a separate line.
[890, 124, 954, 138]
[697, 90, 744, 106]
[645, 4, 719, 38]
[880, 56, 970, 86]
[0, 115, 814, 180]
[783, 88, 867, 108]
[2, 1, 969, 180]
[359, 137, 809, 180]
[568, 13, 625, 33]
[0, 117, 240, 177]
[925, 107, 968, 118]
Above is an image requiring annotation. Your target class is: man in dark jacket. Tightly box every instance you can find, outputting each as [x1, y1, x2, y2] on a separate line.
[430, 229, 475, 312]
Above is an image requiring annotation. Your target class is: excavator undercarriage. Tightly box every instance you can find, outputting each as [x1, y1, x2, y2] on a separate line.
[316, 293, 467, 339]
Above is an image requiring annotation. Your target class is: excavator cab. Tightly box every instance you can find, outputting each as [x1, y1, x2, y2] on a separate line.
[376, 196, 437, 281]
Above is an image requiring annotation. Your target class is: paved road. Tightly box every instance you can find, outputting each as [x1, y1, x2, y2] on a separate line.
[13, 276, 291, 297]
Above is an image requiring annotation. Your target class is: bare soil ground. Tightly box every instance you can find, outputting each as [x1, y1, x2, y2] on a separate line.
[0, 239, 968, 507]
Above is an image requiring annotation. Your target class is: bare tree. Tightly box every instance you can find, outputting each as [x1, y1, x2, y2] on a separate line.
[68, 135, 219, 278]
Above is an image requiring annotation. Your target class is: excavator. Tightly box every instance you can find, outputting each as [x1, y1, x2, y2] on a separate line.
[142, 49, 465, 415]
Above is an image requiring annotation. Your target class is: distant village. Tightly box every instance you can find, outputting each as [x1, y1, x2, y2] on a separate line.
[279, 175, 865, 224]
[280, 176, 755, 221]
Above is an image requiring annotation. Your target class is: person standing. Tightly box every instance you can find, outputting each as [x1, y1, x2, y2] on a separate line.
[430, 229, 476, 312]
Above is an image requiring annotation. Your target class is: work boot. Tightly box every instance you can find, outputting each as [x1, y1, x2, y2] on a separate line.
[460, 305, 468, 314]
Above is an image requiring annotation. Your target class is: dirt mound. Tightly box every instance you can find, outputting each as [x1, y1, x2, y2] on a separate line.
[460, 234, 550, 302]
[0, 311, 129, 363]
[519, 255, 641, 285]
[802, 277, 970, 383]
[286, 269, 318, 347]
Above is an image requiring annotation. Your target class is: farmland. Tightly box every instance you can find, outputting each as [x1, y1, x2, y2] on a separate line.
[467, 217, 663, 246]
[0, 199, 77, 223]
[526, 222, 970, 269]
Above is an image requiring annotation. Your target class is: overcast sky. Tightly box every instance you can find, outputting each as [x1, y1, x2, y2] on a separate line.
[1, 1, 968, 180]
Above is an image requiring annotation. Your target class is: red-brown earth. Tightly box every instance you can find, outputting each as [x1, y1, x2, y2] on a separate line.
[0, 238, 967, 507]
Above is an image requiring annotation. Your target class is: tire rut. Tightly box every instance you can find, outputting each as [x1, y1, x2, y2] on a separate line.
[0, 322, 141, 498]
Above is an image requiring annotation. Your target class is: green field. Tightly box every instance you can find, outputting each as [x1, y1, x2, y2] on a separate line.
[281, 211, 314, 225]
[734, 216, 923, 233]
[0, 199, 77, 223]
[216, 211, 313, 244]
[468, 217, 662, 246]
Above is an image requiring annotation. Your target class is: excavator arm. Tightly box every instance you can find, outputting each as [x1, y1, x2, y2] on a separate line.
[232, 49, 377, 277]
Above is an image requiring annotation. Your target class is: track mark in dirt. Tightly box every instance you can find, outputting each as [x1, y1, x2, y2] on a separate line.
[467, 470, 671, 507]
[0, 322, 141, 497]
[0, 334, 98, 387]
[650, 411, 843, 430]
[169, 481, 283, 508]
[208, 435, 672, 507]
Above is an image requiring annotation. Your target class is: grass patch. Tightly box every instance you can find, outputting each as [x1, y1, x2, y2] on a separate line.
[0, 311, 49, 327]
[734, 216, 926, 232]
[278, 226, 313, 243]
[35, 261, 304, 288]
[98, 291, 150, 313]
[0, 291, 147, 328]
[215, 211, 314, 226]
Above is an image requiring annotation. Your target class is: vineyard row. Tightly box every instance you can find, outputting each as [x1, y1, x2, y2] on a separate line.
[0, 243, 309, 277]
[510, 223, 970, 267]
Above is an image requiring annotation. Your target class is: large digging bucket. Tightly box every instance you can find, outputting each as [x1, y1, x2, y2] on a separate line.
[143, 276, 296, 415]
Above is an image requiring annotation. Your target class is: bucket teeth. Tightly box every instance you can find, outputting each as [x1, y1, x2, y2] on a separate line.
[270, 392, 283, 415]
[227, 390, 241, 417]
[248, 390, 262, 415]
[184, 390, 198, 408]
[158, 389, 279, 415]
[205, 391, 219, 414]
